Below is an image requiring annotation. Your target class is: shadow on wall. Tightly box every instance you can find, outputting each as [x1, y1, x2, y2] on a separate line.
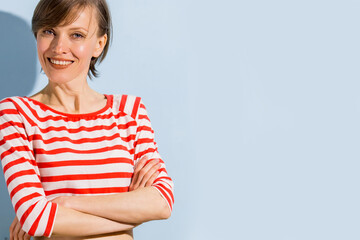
[0, 11, 37, 98]
[0, 11, 37, 236]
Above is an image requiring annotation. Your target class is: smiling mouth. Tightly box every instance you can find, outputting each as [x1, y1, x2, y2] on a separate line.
[48, 58, 74, 66]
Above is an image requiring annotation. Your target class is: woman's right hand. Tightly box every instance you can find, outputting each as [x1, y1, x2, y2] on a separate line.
[129, 156, 162, 191]
[9, 217, 31, 240]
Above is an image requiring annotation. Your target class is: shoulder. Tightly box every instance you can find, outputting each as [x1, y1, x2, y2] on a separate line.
[111, 94, 145, 120]
[0, 96, 28, 123]
[0, 96, 45, 124]
[0, 96, 24, 112]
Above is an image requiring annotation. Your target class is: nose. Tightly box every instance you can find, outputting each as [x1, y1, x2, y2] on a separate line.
[51, 35, 69, 54]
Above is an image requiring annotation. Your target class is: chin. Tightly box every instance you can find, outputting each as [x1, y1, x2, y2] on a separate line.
[45, 71, 87, 84]
[45, 73, 69, 83]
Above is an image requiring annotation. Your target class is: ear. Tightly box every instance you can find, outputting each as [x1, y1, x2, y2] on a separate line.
[93, 33, 108, 58]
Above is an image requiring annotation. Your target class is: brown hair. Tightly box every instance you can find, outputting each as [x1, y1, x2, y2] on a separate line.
[32, 0, 112, 78]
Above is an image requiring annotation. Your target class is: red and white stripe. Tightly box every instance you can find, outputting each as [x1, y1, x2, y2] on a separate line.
[0, 95, 174, 237]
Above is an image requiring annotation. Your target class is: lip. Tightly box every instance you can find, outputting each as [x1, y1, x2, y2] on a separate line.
[47, 57, 74, 70]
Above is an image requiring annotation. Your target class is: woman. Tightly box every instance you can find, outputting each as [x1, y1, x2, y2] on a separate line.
[0, 0, 174, 239]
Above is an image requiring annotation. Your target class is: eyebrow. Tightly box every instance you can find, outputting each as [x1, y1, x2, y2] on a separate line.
[50, 26, 89, 32]
[68, 27, 89, 32]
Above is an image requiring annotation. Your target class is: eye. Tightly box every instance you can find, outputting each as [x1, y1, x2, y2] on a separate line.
[72, 33, 85, 39]
[43, 29, 55, 35]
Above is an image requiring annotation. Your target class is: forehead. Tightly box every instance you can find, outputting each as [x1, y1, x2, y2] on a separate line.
[58, 7, 97, 29]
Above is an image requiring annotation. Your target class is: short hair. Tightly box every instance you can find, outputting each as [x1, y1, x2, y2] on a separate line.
[32, 0, 112, 78]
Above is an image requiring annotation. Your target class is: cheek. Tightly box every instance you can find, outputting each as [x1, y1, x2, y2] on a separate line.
[74, 43, 96, 61]
[77, 45, 86, 54]
[36, 40, 50, 65]
[37, 40, 47, 56]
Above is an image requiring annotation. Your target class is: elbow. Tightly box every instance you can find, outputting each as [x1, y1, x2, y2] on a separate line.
[157, 193, 172, 220]
[152, 189, 172, 220]
[17, 200, 57, 237]
[151, 185, 173, 220]
[159, 203, 172, 220]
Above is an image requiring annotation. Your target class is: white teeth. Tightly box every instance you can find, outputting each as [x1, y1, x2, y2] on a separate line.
[50, 59, 72, 66]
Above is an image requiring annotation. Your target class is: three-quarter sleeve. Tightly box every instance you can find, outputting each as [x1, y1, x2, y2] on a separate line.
[133, 99, 174, 211]
[0, 99, 57, 237]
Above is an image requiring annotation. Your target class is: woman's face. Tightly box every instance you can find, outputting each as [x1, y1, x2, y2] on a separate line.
[36, 7, 106, 84]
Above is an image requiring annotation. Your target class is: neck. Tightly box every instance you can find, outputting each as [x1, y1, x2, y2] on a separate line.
[37, 81, 105, 114]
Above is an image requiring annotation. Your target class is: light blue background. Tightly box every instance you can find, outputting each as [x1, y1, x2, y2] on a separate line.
[0, 0, 359, 239]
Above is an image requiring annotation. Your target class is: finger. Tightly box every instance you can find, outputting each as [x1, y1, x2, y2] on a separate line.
[24, 234, 31, 240]
[139, 162, 161, 188]
[131, 160, 145, 187]
[130, 157, 148, 189]
[17, 228, 25, 240]
[130, 161, 146, 191]
[134, 155, 151, 173]
[131, 159, 160, 190]
[13, 220, 22, 240]
[136, 161, 161, 189]
[133, 159, 159, 189]
[23, 232, 31, 240]
[145, 170, 161, 187]
[20, 227, 30, 240]
[131, 156, 155, 189]
[9, 217, 18, 240]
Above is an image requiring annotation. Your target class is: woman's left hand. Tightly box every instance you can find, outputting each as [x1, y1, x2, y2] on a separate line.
[129, 157, 161, 191]
[9, 217, 32, 240]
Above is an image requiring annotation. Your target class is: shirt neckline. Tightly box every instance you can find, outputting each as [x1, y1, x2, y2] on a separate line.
[24, 94, 113, 118]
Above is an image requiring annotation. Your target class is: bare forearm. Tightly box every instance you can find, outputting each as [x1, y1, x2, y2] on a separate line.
[52, 205, 136, 236]
[59, 187, 170, 224]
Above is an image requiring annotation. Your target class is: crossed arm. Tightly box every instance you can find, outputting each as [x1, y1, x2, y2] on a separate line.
[10, 158, 168, 240]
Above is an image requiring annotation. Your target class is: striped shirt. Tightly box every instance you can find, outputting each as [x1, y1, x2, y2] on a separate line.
[0, 94, 174, 237]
